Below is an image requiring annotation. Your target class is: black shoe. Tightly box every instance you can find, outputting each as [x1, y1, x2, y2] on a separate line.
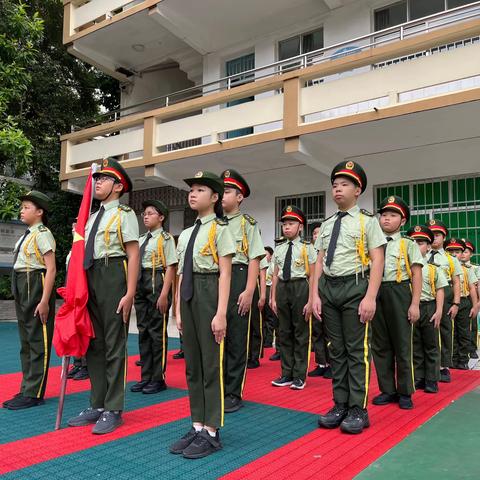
[415, 378, 426, 390]
[169, 427, 198, 454]
[67, 365, 81, 379]
[247, 359, 260, 369]
[2, 392, 22, 408]
[318, 403, 348, 429]
[182, 429, 222, 459]
[340, 407, 370, 434]
[92, 411, 123, 434]
[73, 366, 89, 381]
[290, 378, 306, 390]
[372, 392, 398, 405]
[308, 365, 326, 377]
[68, 407, 103, 427]
[439, 368, 451, 383]
[130, 380, 150, 392]
[269, 352, 281, 361]
[6, 395, 45, 410]
[142, 380, 167, 394]
[173, 350, 184, 360]
[424, 380, 439, 393]
[398, 394, 413, 410]
[271, 376, 293, 387]
[323, 366, 333, 379]
[470, 351, 479, 359]
[224, 394, 243, 413]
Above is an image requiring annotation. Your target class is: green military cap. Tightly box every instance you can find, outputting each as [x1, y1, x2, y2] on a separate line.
[93, 157, 133, 193]
[462, 239, 475, 253]
[19, 190, 51, 213]
[426, 218, 448, 237]
[142, 199, 168, 218]
[220, 169, 251, 198]
[406, 225, 434, 243]
[378, 195, 410, 222]
[444, 237, 466, 252]
[280, 205, 306, 225]
[331, 160, 367, 194]
[184, 170, 224, 196]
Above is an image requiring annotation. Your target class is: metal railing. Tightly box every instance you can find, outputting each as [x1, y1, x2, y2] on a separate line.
[71, 1, 480, 131]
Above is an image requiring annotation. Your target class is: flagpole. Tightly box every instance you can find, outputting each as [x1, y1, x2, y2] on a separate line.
[55, 355, 70, 430]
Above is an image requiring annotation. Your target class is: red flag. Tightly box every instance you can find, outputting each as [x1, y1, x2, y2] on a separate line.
[53, 167, 95, 357]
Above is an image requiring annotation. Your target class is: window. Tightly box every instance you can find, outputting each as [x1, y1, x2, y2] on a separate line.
[275, 192, 325, 240]
[374, 1, 407, 31]
[278, 28, 324, 68]
[375, 175, 480, 263]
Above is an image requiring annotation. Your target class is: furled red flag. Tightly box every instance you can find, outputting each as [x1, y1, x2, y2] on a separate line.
[53, 166, 96, 357]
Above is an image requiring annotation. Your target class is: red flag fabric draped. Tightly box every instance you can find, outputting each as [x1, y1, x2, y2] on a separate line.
[53, 168, 95, 357]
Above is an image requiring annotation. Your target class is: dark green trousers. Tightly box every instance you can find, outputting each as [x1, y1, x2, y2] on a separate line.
[248, 282, 264, 362]
[224, 265, 249, 399]
[372, 281, 414, 396]
[263, 286, 277, 346]
[470, 313, 478, 354]
[13, 270, 55, 399]
[452, 296, 472, 366]
[276, 279, 311, 381]
[86, 257, 129, 411]
[135, 269, 170, 382]
[319, 274, 371, 409]
[313, 288, 330, 365]
[181, 273, 223, 428]
[413, 301, 440, 382]
[440, 285, 454, 367]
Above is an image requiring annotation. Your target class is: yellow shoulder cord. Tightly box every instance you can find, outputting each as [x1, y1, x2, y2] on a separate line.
[355, 213, 370, 277]
[396, 239, 412, 283]
[446, 252, 455, 279]
[302, 243, 310, 277]
[199, 222, 219, 264]
[461, 265, 469, 297]
[240, 216, 249, 257]
[428, 264, 436, 297]
[103, 209, 126, 262]
[23, 232, 45, 301]
[151, 236, 166, 294]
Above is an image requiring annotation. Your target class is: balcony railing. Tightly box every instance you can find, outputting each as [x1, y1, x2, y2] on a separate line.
[60, 3, 480, 186]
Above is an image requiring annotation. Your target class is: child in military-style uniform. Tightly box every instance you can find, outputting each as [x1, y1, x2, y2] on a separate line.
[169, 171, 235, 459]
[261, 247, 277, 352]
[426, 220, 462, 383]
[372, 196, 423, 410]
[407, 225, 447, 394]
[311, 161, 385, 434]
[68, 159, 139, 434]
[271, 206, 316, 390]
[308, 222, 332, 380]
[220, 170, 265, 413]
[460, 239, 480, 358]
[130, 200, 177, 395]
[3, 191, 56, 410]
[445, 238, 479, 370]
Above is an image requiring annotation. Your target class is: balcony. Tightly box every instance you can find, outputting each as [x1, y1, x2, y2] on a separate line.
[60, 3, 480, 195]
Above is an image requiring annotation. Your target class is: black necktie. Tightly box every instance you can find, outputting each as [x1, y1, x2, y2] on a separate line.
[383, 236, 393, 253]
[325, 211, 348, 268]
[428, 250, 438, 265]
[138, 232, 152, 278]
[181, 219, 202, 302]
[84, 206, 105, 270]
[283, 241, 293, 281]
[11, 229, 30, 294]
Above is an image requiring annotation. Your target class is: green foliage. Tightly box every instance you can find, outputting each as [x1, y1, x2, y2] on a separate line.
[0, 178, 27, 220]
[0, 274, 13, 300]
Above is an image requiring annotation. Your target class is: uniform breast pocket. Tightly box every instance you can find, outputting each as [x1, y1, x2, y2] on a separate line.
[294, 258, 305, 268]
[235, 236, 245, 254]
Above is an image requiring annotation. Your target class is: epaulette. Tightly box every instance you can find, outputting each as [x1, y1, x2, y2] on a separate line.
[402, 235, 414, 242]
[38, 225, 48, 233]
[275, 237, 287, 245]
[119, 204, 132, 212]
[360, 209, 374, 216]
[301, 240, 311, 245]
[161, 231, 171, 240]
[243, 213, 257, 225]
[215, 217, 229, 226]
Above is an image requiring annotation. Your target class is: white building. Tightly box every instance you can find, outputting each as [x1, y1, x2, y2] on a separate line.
[61, 0, 480, 254]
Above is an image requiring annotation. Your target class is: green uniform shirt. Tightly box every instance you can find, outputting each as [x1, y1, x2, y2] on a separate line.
[85, 199, 139, 259]
[273, 236, 316, 280]
[420, 257, 448, 302]
[225, 212, 265, 265]
[427, 248, 462, 282]
[177, 213, 236, 274]
[13, 223, 56, 272]
[140, 227, 177, 269]
[382, 232, 423, 282]
[266, 261, 273, 287]
[466, 262, 480, 283]
[314, 205, 386, 277]
[459, 262, 478, 297]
